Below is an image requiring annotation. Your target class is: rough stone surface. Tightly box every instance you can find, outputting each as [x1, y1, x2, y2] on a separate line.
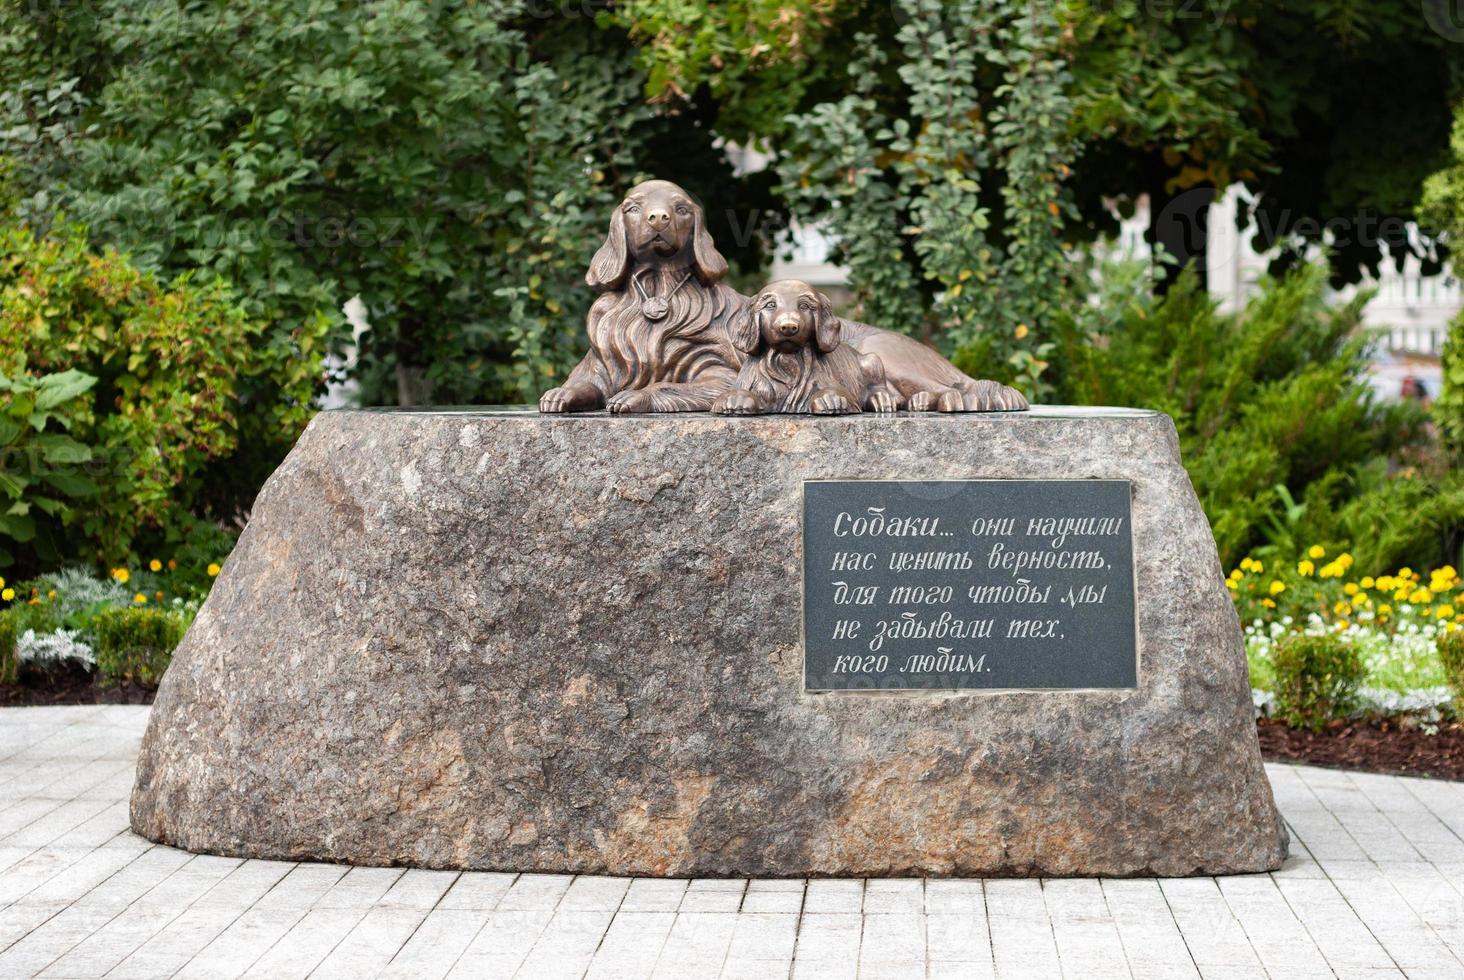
[131, 406, 1287, 877]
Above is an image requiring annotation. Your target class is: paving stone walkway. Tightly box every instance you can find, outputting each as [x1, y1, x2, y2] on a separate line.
[0, 706, 1461, 979]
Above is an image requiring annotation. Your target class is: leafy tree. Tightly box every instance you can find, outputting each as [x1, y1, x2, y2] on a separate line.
[0, 0, 779, 407]
[620, 0, 1459, 295]
[777, 0, 1078, 398]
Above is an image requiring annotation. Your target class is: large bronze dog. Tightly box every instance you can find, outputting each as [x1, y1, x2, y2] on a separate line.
[539, 179, 1028, 414]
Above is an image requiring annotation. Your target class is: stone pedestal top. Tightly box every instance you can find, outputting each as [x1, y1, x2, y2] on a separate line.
[131, 407, 1286, 877]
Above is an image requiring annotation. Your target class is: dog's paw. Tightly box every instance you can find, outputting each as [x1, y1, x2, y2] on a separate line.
[607, 389, 653, 415]
[868, 390, 900, 414]
[961, 380, 1029, 412]
[714, 391, 761, 415]
[908, 390, 938, 412]
[812, 392, 857, 415]
[936, 389, 965, 413]
[539, 387, 573, 413]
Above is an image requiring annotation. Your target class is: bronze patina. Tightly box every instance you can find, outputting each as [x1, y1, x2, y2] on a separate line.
[538, 179, 1028, 415]
[713, 279, 901, 415]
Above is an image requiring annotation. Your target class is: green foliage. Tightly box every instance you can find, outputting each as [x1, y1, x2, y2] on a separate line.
[1440, 631, 1464, 713]
[0, 210, 304, 570]
[1422, 109, 1464, 454]
[1055, 262, 1427, 566]
[1439, 314, 1464, 456]
[602, 0, 841, 144]
[0, 608, 15, 684]
[624, 1, 1456, 290]
[93, 605, 183, 688]
[0, 0, 687, 407]
[0, 369, 97, 567]
[1275, 463, 1464, 576]
[1270, 633, 1365, 732]
[777, 0, 1078, 398]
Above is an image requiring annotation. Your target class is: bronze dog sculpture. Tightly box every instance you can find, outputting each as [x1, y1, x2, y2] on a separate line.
[713, 280, 900, 416]
[539, 179, 1028, 415]
[538, 180, 740, 414]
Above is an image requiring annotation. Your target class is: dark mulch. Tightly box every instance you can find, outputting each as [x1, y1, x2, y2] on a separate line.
[0, 664, 155, 707]
[1258, 717, 1464, 781]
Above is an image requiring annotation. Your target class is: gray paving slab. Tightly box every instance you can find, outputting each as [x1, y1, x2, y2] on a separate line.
[0, 707, 1460, 978]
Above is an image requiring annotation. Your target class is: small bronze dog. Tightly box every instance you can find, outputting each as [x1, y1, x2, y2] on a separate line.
[712, 280, 901, 416]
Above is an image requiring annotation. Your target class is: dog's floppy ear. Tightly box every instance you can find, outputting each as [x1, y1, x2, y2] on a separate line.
[730, 298, 761, 354]
[691, 203, 729, 285]
[814, 290, 841, 353]
[586, 204, 630, 291]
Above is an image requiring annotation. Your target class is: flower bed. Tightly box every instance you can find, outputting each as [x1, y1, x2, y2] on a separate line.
[1232, 548, 1464, 778]
[0, 560, 220, 704]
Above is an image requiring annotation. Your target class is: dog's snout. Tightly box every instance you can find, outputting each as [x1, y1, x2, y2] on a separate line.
[774, 314, 802, 336]
[646, 208, 671, 229]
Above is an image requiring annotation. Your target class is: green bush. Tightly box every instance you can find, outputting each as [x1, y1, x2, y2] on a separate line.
[0, 608, 16, 685]
[1271, 634, 1366, 732]
[1277, 462, 1464, 575]
[93, 606, 184, 688]
[1440, 631, 1464, 714]
[0, 204, 322, 572]
[1054, 264, 1431, 567]
[0, 369, 100, 568]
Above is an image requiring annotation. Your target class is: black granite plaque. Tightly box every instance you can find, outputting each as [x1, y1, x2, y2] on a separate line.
[803, 480, 1137, 691]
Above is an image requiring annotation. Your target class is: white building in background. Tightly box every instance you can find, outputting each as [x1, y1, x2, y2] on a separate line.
[1200, 187, 1454, 400]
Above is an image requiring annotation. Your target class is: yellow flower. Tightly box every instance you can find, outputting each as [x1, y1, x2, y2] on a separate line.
[0, 588, 12, 602]
[1361, 576, 1375, 589]
[1344, 583, 1359, 596]
[1269, 580, 1286, 596]
[111, 567, 130, 584]
[1409, 588, 1433, 605]
[1297, 560, 1315, 576]
[1262, 598, 1276, 608]
[1399, 567, 1414, 580]
[1439, 605, 1455, 619]
[46, 590, 56, 600]
[1337, 553, 1354, 570]
[207, 563, 222, 577]
[133, 593, 147, 604]
[1378, 604, 1392, 616]
[1376, 575, 1394, 590]
[1333, 601, 1350, 616]
[1319, 562, 1343, 579]
[1308, 545, 1326, 559]
[1351, 592, 1367, 607]
[149, 559, 162, 572]
[1225, 579, 1238, 590]
[154, 591, 164, 601]
[1014, 324, 1030, 340]
[0, 576, 5, 590]
[27, 598, 38, 606]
